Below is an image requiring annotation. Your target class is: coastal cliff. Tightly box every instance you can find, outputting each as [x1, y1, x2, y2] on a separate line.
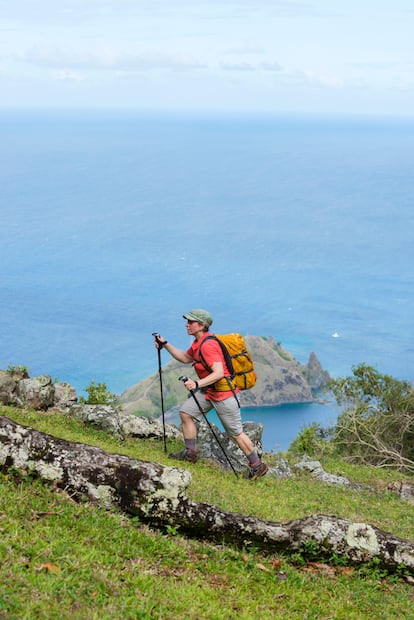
[119, 336, 330, 416]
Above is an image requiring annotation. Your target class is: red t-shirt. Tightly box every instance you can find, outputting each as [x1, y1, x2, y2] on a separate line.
[187, 332, 237, 401]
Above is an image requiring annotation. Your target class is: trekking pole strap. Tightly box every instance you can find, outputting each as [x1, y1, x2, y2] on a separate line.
[152, 332, 168, 349]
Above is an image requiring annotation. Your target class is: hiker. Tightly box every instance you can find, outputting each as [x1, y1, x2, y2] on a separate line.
[154, 309, 268, 478]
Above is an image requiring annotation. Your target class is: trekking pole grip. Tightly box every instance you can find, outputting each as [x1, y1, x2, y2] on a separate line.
[152, 332, 167, 348]
[179, 375, 196, 395]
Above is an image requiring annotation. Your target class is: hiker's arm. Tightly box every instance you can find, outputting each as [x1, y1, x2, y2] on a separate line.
[155, 337, 193, 364]
[165, 343, 193, 364]
[185, 361, 224, 391]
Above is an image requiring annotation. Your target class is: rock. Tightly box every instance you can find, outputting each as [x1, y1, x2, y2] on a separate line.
[18, 375, 56, 410]
[303, 352, 331, 390]
[268, 457, 294, 479]
[53, 382, 78, 409]
[68, 404, 182, 441]
[294, 455, 374, 492]
[396, 482, 414, 503]
[0, 370, 71, 410]
[117, 411, 182, 441]
[295, 457, 352, 486]
[0, 371, 77, 411]
[387, 481, 414, 504]
[0, 372, 19, 405]
[69, 404, 125, 437]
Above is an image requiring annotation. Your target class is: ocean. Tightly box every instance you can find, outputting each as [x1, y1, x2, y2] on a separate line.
[1, 110, 413, 450]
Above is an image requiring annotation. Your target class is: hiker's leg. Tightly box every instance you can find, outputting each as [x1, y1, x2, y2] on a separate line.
[179, 391, 212, 431]
[169, 392, 213, 462]
[231, 432, 268, 478]
[214, 396, 267, 475]
[168, 411, 199, 462]
[179, 411, 198, 441]
[214, 396, 256, 456]
[230, 430, 255, 457]
[213, 396, 268, 478]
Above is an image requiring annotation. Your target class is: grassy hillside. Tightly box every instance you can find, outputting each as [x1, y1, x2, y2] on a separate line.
[1, 406, 413, 620]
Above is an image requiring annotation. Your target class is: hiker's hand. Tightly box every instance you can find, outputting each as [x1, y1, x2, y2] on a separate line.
[154, 335, 168, 349]
[184, 378, 199, 391]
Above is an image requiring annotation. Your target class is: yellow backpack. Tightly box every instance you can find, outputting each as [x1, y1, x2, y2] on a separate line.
[198, 333, 257, 392]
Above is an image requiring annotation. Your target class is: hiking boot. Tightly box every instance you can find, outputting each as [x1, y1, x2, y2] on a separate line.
[168, 449, 198, 464]
[247, 461, 268, 479]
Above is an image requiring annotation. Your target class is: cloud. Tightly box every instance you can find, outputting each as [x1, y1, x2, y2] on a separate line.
[220, 59, 282, 72]
[52, 70, 86, 82]
[224, 42, 266, 55]
[292, 70, 344, 88]
[220, 61, 256, 72]
[218, 60, 342, 90]
[352, 60, 414, 72]
[20, 45, 207, 72]
[259, 61, 282, 72]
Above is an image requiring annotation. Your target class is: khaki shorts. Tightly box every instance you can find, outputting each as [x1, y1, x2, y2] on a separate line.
[180, 391, 243, 437]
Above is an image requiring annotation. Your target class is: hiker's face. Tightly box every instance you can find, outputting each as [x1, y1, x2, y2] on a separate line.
[185, 320, 205, 337]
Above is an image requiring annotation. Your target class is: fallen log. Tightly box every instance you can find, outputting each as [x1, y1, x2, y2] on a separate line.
[1, 415, 413, 573]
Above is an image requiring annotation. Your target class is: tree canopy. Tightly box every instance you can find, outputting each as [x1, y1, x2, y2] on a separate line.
[329, 364, 414, 473]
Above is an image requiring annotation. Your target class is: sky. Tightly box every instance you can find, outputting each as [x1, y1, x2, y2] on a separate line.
[0, 0, 413, 116]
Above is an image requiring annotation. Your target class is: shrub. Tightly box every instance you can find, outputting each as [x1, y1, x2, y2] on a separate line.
[288, 422, 332, 457]
[329, 364, 414, 473]
[79, 381, 118, 405]
[6, 365, 29, 378]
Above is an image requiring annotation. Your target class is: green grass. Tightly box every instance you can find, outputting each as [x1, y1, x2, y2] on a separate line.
[1, 406, 413, 620]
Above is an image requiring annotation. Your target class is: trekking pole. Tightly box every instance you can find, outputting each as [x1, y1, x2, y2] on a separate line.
[178, 376, 238, 477]
[153, 332, 167, 453]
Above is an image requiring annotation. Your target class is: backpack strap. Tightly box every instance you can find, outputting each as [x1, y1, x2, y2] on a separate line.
[198, 335, 234, 374]
[197, 336, 240, 406]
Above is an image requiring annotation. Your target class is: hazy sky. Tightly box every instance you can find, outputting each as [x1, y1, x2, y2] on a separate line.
[1, 0, 413, 116]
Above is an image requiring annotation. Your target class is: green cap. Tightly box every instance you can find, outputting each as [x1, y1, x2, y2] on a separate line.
[183, 309, 213, 327]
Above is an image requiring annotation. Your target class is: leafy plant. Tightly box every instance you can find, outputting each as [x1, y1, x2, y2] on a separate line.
[6, 364, 29, 378]
[165, 524, 180, 536]
[288, 422, 332, 457]
[79, 381, 118, 405]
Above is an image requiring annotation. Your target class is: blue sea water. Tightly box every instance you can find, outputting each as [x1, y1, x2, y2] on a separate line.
[1, 110, 413, 450]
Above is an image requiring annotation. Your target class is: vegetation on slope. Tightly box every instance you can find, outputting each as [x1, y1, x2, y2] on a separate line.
[1, 405, 413, 620]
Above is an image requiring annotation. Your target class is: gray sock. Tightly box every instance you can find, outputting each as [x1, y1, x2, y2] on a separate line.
[247, 450, 259, 466]
[185, 438, 196, 451]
